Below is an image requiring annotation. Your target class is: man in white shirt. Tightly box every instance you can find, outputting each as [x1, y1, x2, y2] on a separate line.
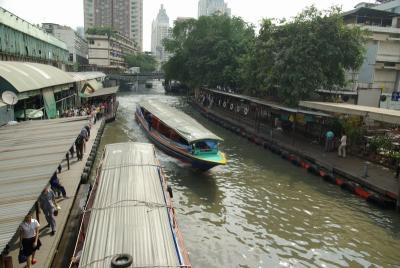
[338, 133, 347, 158]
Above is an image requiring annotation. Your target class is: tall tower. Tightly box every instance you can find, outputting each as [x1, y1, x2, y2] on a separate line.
[151, 4, 171, 63]
[84, 0, 143, 51]
[198, 0, 231, 17]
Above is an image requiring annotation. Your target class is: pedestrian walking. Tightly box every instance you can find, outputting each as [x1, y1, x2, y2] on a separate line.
[325, 130, 335, 152]
[19, 213, 41, 268]
[338, 132, 347, 158]
[75, 134, 84, 161]
[50, 172, 67, 198]
[39, 187, 57, 236]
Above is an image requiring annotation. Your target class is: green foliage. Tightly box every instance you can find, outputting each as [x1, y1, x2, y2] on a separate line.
[340, 116, 365, 146]
[243, 6, 366, 106]
[86, 26, 117, 37]
[163, 15, 255, 89]
[369, 135, 393, 153]
[124, 53, 157, 72]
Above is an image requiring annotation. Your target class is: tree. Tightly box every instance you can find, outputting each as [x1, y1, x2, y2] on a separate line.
[163, 15, 255, 89]
[250, 6, 366, 106]
[86, 26, 117, 37]
[124, 53, 157, 72]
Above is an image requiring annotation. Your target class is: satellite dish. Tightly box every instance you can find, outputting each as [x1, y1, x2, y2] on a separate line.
[2, 91, 18, 105]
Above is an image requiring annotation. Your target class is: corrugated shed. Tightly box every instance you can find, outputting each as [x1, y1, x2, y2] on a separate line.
[0, 117, 89, 252]
[300, 101, 400, 124]
[83, 86, 118, 98]
[68, 72, 106, 82]
[0, 7, 67, 49]
[78, 143, 189, 268]
[140, 100, 223, 143]
[0, 61, 74, 93]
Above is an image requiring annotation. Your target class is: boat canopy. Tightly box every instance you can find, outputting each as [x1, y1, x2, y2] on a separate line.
[139, 100, 223, 143]
[78, 142, 188, 267]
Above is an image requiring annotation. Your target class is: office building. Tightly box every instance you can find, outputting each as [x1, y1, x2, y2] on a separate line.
[42, 23, 88, 66]
[87, 32, 136, 69]
[151, 5, 171, 63]
[198, 0, 231, 17]
[84, 0, 143, 51]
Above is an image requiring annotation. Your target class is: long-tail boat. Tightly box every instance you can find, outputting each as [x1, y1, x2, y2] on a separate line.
[135, 100, 227, 170]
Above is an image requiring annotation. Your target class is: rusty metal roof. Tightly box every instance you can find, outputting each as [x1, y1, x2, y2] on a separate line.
[0, 117, 89, 252]
[78, 142, 190, 268]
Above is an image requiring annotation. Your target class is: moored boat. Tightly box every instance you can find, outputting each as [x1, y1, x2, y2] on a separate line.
[69, 142, 191, 268]
[135, 100, 227, 170]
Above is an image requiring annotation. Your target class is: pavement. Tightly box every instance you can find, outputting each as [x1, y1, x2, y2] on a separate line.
[201, 104, 399, 200]
[6, 118, 103, 268]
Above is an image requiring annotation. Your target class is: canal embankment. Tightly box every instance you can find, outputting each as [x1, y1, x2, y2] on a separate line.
[192, 100, 399, 210]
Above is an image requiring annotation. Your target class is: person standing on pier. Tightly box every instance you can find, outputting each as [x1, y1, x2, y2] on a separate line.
[39, 187, 57, 236]
[19, 213, 41, 268]
[325, 130, 335, 152]
[338, 132, 347, 158]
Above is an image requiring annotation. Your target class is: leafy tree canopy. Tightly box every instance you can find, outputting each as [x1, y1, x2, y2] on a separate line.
[163, 15, 255, 89]
[248, 6, 366, 106]
[124, 53, 157, 72]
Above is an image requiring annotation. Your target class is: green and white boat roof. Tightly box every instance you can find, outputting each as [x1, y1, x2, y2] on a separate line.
[139, 100, 223, 144]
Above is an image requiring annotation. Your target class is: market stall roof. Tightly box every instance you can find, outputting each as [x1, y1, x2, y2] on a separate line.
[68, 72, 106, 82]
[78, 142, 188, 268]
[82, 86, 118, 98]
[300, 101, 400, 125]
[0, 61, 74, 93]
[0, 117, 89, 252]
[140, 100, 223, 143]
[207, 89, 331, 117]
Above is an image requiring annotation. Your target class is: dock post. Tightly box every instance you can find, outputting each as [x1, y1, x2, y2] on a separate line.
[66, 153, 70, 170]
[397, 183, 400, 212]
[363, 162, 369, 178]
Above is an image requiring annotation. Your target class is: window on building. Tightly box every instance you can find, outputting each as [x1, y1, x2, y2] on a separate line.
[89, 40, 94, 44]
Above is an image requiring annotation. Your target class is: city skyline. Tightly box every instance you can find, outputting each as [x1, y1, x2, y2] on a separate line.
[0, 0, 375, 51]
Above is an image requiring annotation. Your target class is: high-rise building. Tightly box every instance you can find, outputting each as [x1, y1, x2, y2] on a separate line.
[83, 0, 143, 51]
[151, 5, 171, 63]
[42, 23, 89, 66]
[198, 0, 231, 17]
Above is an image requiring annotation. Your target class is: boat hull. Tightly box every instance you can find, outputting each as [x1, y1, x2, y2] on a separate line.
[135, 111, 223, 170]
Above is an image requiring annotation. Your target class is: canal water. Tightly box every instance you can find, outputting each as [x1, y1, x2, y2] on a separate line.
[100, 81, 400, 268]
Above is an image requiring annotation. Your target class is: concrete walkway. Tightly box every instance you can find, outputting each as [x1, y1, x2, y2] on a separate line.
[199, 104, 399, 201]
[7, 119, 104, 268]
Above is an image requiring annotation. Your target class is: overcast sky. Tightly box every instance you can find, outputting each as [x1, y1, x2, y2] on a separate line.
[0, 0, 374, 51]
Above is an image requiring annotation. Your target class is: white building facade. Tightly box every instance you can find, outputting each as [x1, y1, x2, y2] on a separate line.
[343, 7, 400, 93]
[42, 23, 88, 66]
[151, 5, 171, 64]
[198, 0, 231, 17]
[87, 32, 136, 69]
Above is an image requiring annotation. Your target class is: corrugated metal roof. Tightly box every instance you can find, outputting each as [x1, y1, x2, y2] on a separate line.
[0, 7, 67, 49]
[83, 86, 118, 98]
[140, 100, 223, 143]
[68, 72, 106, 82]
[207, 89, 331, 117]
[0, 61, 74, 93]
[300, 101, 400, 124]
[0, 117, 89, 252]
[79, 142, 190, 268]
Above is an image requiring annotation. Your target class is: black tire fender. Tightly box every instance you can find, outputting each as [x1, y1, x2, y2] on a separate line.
[111, 254, 133, 268]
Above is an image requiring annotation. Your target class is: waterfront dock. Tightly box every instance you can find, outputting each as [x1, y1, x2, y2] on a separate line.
[4, 119, 104, 268]
[194, 102, 399, 208]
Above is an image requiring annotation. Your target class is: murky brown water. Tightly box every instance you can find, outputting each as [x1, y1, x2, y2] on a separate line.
[99, 81, 400, 268]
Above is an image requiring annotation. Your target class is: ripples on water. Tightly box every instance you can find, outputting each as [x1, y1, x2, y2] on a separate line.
[100, 82, 400, 268]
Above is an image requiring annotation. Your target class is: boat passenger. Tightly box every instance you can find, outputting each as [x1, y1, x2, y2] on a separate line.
[146, 113, 153, 131]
